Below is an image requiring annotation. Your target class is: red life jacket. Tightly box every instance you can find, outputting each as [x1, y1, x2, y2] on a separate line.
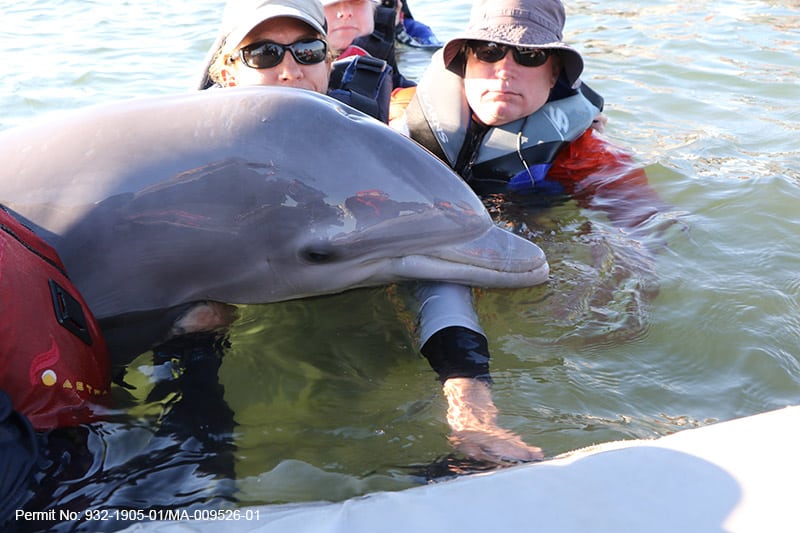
[0, 206, 110, 431]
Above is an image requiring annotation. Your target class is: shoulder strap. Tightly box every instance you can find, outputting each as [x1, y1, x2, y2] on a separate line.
[352, 33, 394, 65]
[328, 55, 393, 123]
[405, 50, 471, 167]
[405, 91, 449, 163]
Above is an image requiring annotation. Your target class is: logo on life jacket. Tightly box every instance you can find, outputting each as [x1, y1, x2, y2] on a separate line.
[546, 106, 570, 135]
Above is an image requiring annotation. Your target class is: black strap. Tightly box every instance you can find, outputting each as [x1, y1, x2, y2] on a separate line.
[453, 119, 489, 181]
[343, 55, 387, 98]
[328, 55, 391, 122]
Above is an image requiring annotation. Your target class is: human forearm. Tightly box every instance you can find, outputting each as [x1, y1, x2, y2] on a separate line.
[443, 377, 544, 463]
[412, 282, 544, 462]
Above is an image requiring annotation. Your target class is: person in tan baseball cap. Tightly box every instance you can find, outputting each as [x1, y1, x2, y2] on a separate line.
[202, 0, 332, 92]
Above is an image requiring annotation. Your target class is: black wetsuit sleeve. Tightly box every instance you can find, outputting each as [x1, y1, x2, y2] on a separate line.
[420, 326, 492, 383]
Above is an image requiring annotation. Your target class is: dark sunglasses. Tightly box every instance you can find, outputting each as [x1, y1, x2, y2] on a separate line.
[467, 41, 551, 67]
[233, 38, 328, 69]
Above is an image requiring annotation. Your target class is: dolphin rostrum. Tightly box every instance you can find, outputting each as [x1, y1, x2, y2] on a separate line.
[0, 87, 549, 321]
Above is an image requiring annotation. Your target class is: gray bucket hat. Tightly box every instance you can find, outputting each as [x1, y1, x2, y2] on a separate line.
[442, 0, 584, 87]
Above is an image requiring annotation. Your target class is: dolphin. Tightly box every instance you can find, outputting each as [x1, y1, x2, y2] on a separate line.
[0, 87, 549, 322]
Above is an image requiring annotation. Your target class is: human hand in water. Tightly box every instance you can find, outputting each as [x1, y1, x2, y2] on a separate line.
[591, 112, 608, 132]
[443, 377, 544, 464]
[169, 301, 239, 338]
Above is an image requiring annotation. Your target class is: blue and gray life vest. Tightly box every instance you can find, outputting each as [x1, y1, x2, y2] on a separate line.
[405, 51, 603, 195]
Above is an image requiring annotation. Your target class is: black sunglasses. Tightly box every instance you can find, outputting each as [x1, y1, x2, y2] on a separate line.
[234, 38, 328, 69]
[467, 41, 551, 67]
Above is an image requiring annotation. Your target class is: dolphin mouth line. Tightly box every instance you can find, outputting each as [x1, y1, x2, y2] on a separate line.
[386, 254, 550, 288]
[416, 252, 547, 273]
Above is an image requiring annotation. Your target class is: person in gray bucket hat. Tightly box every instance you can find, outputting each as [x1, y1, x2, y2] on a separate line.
[391, 0, 608, 176]
[388, 0, 658, 205]
[390, 0, 668, 464]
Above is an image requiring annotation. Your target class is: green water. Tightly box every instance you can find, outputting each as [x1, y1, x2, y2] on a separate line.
[2, 0, 800, 521]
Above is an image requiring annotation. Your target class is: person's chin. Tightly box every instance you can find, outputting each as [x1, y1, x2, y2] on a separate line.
[478, 103, 519, 126]
[330, 28, 359, 50]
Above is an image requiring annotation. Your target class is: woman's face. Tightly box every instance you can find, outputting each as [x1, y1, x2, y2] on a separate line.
[324, 0, 375, 53]
[221, 17, 330, 93]
[463, 44, 560, 127]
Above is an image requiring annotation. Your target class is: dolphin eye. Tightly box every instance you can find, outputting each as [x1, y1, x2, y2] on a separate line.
[300, 245, 337, 264]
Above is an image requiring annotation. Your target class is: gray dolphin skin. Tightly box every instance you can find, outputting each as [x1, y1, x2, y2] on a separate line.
[0, 87, 549, 321]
